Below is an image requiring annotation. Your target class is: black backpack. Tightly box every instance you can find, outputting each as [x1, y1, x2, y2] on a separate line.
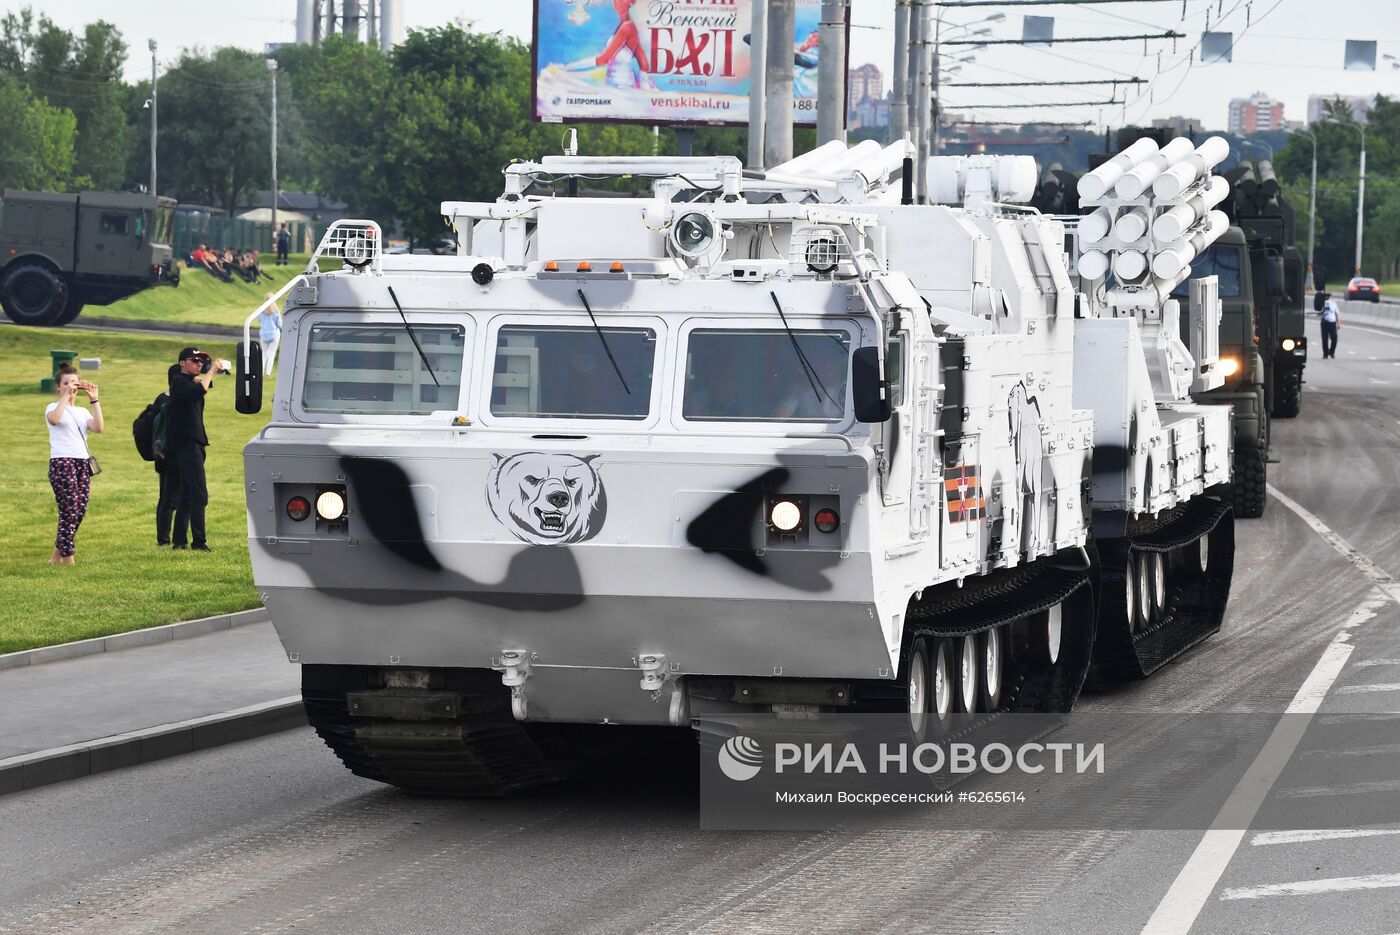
[133, 392, 170, 461]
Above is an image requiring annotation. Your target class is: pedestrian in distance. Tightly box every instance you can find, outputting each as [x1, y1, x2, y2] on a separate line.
[154, 362, 183, 546]
[276, 223, 291, 266]
[44, 364, 103, 565]
[1320, 292, 1341, 359]
[168, 347, 229, 552]
[259, 292, 282, 377]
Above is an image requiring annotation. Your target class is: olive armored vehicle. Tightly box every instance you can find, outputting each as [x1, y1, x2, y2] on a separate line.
[0, 189, 178, 327]
[235, 139, 1236, 795]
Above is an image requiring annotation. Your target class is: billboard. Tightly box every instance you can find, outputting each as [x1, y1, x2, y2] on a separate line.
[533, 0, 832, 127]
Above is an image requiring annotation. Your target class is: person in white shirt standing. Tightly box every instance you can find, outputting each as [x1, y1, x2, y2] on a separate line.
[1320, 293, 1342, 359]
[259, 293, 282, 377]
[44, 364, 104, 564]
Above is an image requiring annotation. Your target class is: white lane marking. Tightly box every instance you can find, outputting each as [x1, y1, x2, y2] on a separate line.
[1345, 323, 1400, 338]
[1369, 378, 1392, 385]
[1278, 779, 1400, 798]
[1251, 828, 1400, 846]
[1305, 742, 1400, 757]
[1137, 602, 1366, 935]
[1337, 682, 1400, 694]
[1354, 659, 1400, 667]
[1220, 872, 1400, 901]
[1267, 485, 1400, 605]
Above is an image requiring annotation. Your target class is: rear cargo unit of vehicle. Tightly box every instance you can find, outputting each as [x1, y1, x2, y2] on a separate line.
[234, 139, 1236, 796]
[0, 190, 179, 327]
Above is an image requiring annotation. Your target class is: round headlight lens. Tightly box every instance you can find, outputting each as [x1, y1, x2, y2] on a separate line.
[1219, 357, 1240, 377]
[1281, 338, 1296, 351]
[286, 496, 311, 521]
[770, 500, 802, 532]
[316, 490, 346, 521]
[673, 212, 715, 256]
[814, 508, 840, 534]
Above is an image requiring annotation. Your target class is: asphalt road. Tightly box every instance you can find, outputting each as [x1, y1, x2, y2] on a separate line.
[2, 316, 1399, 935]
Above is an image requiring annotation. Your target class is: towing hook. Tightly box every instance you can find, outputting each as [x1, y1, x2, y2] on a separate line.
[494, 650, 533, 721]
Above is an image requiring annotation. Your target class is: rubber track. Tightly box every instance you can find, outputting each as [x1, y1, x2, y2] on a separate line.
[1088, 496, 1235, 686]
[302, 665, 562, 796]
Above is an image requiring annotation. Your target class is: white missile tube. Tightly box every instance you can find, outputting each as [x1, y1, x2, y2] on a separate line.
[1113, 208, 1149, 243]
[1151, 209, 1230, 279]
[1114, 249, 1149, 282]
[1153, 136, 1230, 200]
[1079, 207, 1113, 244]
[1152, 176, 1230, 242]
[1077, 249, 1110, 280]
[1114, 137, 1195, 199]
[1078, 138, 1159, 201]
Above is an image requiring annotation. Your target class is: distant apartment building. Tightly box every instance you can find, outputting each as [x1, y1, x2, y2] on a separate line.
[1228, 93, 1285, 135]
[847, 63, 890, 130]
[1151, 115, 1201, 136]
[1307, 94, 1375, 125]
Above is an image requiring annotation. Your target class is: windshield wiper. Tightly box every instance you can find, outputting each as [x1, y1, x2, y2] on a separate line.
[387, 285, 439, 387]
[576, 288, 631, 395]
[770, 290, 841, 410]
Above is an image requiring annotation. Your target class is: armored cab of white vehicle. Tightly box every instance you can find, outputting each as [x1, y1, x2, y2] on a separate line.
[232, 141, 1235, 795]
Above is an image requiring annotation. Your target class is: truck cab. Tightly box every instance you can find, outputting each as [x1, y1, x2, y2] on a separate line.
[0, 190, 178, 327]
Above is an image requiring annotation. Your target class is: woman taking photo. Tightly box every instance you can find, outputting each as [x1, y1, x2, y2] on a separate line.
[45, 364, 103, 564]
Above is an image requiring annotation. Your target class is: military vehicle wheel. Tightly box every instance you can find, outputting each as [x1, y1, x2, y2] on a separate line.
[1124, 557, 1140, 632]
[55, 295, 84, 326]
[1273, 367, 1302, 419]
[0, 262, 69, 326]
[931, 640, 953, 726]
[1149, 551, 1167, 617]
[978, 626, 1004, 711]
[1231, 447, 1267, 519]
[1043, 604, 1062, 665]
[956, 633, 979, 713]
[906, 638, 933, 739]
[1136, 555, 1153, 626]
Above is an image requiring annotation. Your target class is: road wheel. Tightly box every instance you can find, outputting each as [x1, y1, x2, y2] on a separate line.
[0, 262, 68, 326]
[906, 638, 933, 740]
[978, 626, 1004, 712]
[931, 639, 953, 728]
[1124, 556, 1140, 632]
[1136, 554, 1153, 626]
[1198, 535, 1209, 574]
[1272, 367, 1302, 419]
[1231, 446, 1267, 519]
[1148, 551, 1167, 619]
[55, 294, 84, 326]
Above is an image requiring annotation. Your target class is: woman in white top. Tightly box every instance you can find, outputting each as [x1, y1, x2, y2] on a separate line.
[44, 364, 104, 564]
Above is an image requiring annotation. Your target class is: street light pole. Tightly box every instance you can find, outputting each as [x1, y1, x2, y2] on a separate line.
[1330, 118, 1367, 275]
[1296, 128, 1318, 291]
[148, 39, 157, 197]
[267, 59, 279, 238]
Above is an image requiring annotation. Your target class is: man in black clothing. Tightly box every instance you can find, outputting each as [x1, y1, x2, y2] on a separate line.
[155, 364, 183, 545]
[168, 347, 222, 551]
[275, 223, 291, 266]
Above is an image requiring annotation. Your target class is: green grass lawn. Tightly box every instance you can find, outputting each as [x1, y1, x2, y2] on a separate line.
[95, 254, 334, 329]
[0, 327, 273, 652]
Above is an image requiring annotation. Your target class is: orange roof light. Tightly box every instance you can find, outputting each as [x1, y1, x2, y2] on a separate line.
[610, 261, 624, 272]
[577, 261, 592, 272]
[544, 261, 558, 271]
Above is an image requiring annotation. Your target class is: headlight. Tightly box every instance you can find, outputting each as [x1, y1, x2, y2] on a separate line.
[1219, 357, 1240, 377]
[316, 489, 346, 521]
[770, 500, 802, 532]
[1281, 338, 1296, 352]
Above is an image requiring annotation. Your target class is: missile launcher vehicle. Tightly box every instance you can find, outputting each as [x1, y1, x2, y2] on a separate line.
[233, 139, 1236, 796]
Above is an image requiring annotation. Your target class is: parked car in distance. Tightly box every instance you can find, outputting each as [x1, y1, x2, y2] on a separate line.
[1347, 276, 1381, 302]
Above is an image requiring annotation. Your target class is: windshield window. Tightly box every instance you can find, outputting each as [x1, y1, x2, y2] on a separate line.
[1171, 244, 1243, 298]
[683, 329, 850, 423]
[302, 324, 465, 414]
[152, 206, 174, 244]
[490, 325, 655, 420]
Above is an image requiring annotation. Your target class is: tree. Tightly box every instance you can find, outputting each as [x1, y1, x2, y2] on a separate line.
[0, 72, 77, 190]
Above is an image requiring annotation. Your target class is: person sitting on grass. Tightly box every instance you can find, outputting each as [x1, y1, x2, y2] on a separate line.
[44, 364, 103, 565]
[191, 244, 231, 282]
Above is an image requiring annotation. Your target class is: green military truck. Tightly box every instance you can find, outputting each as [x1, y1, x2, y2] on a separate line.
[0, 190, 179, 327]
[1220, 161, 1308, 419]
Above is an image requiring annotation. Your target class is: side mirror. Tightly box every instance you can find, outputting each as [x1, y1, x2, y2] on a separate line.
[1265, 256, 1285, 298]
[852, 345, 892, 423]
[235, 340, 263, 414]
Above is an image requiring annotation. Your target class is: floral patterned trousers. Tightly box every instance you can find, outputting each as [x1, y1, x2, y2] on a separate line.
[49, 457, 91, 558]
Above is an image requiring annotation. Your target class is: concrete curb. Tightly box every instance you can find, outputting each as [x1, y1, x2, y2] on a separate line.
[0, 607, 269, 672]
[79, 315, 241, 338]
[0, 696, 305, 796]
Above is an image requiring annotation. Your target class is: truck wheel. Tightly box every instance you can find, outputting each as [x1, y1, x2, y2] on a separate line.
[1231, 447, 1267, 519]
[55, 295, 85, 326]
[0, 262, 69, 326]
[1272, 367, 1302, 419]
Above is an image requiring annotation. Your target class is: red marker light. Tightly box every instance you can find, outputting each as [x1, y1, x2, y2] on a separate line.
[286, 496, 311, 521]
[814, 508, 840, 534]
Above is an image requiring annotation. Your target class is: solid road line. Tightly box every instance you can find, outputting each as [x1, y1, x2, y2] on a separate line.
[1251, 828, 1400, 846]
[1220, 872, 1400, 901]
[1138, 483, 1400, 935]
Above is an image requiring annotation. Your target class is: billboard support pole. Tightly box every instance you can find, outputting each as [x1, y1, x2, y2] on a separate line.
[764, 0, 796, 167]
[816, 0, 847, 145]
[891, 0, 910, 143]
[676, 127, 696, 157]
[748, 0, 768, 169]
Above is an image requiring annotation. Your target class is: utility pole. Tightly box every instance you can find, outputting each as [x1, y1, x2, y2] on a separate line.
[931, 13, 942, 159]
[267, 59, 279, 238]
[764, 0, 795, 167]
[891, 0, 909, 142]
[747, 0, 768, 168]
[816, 0, 847, 145]
[914, 1, 932, 199]
[1296, 129, 1318, 290]
[148, 39, 157, 197]
[1356, 131, 1367, 276]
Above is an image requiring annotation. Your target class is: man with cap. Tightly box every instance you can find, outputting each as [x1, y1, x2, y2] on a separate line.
[168, 346, 228, 551]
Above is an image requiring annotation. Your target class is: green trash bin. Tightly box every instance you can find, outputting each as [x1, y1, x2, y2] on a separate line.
[43, 349, 77, 393]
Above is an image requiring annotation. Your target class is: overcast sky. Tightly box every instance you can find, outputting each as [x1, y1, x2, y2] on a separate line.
[40, 0, 1400, 131]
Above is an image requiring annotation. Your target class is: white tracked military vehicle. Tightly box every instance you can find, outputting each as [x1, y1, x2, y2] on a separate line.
[234, 138, 1236, 795]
